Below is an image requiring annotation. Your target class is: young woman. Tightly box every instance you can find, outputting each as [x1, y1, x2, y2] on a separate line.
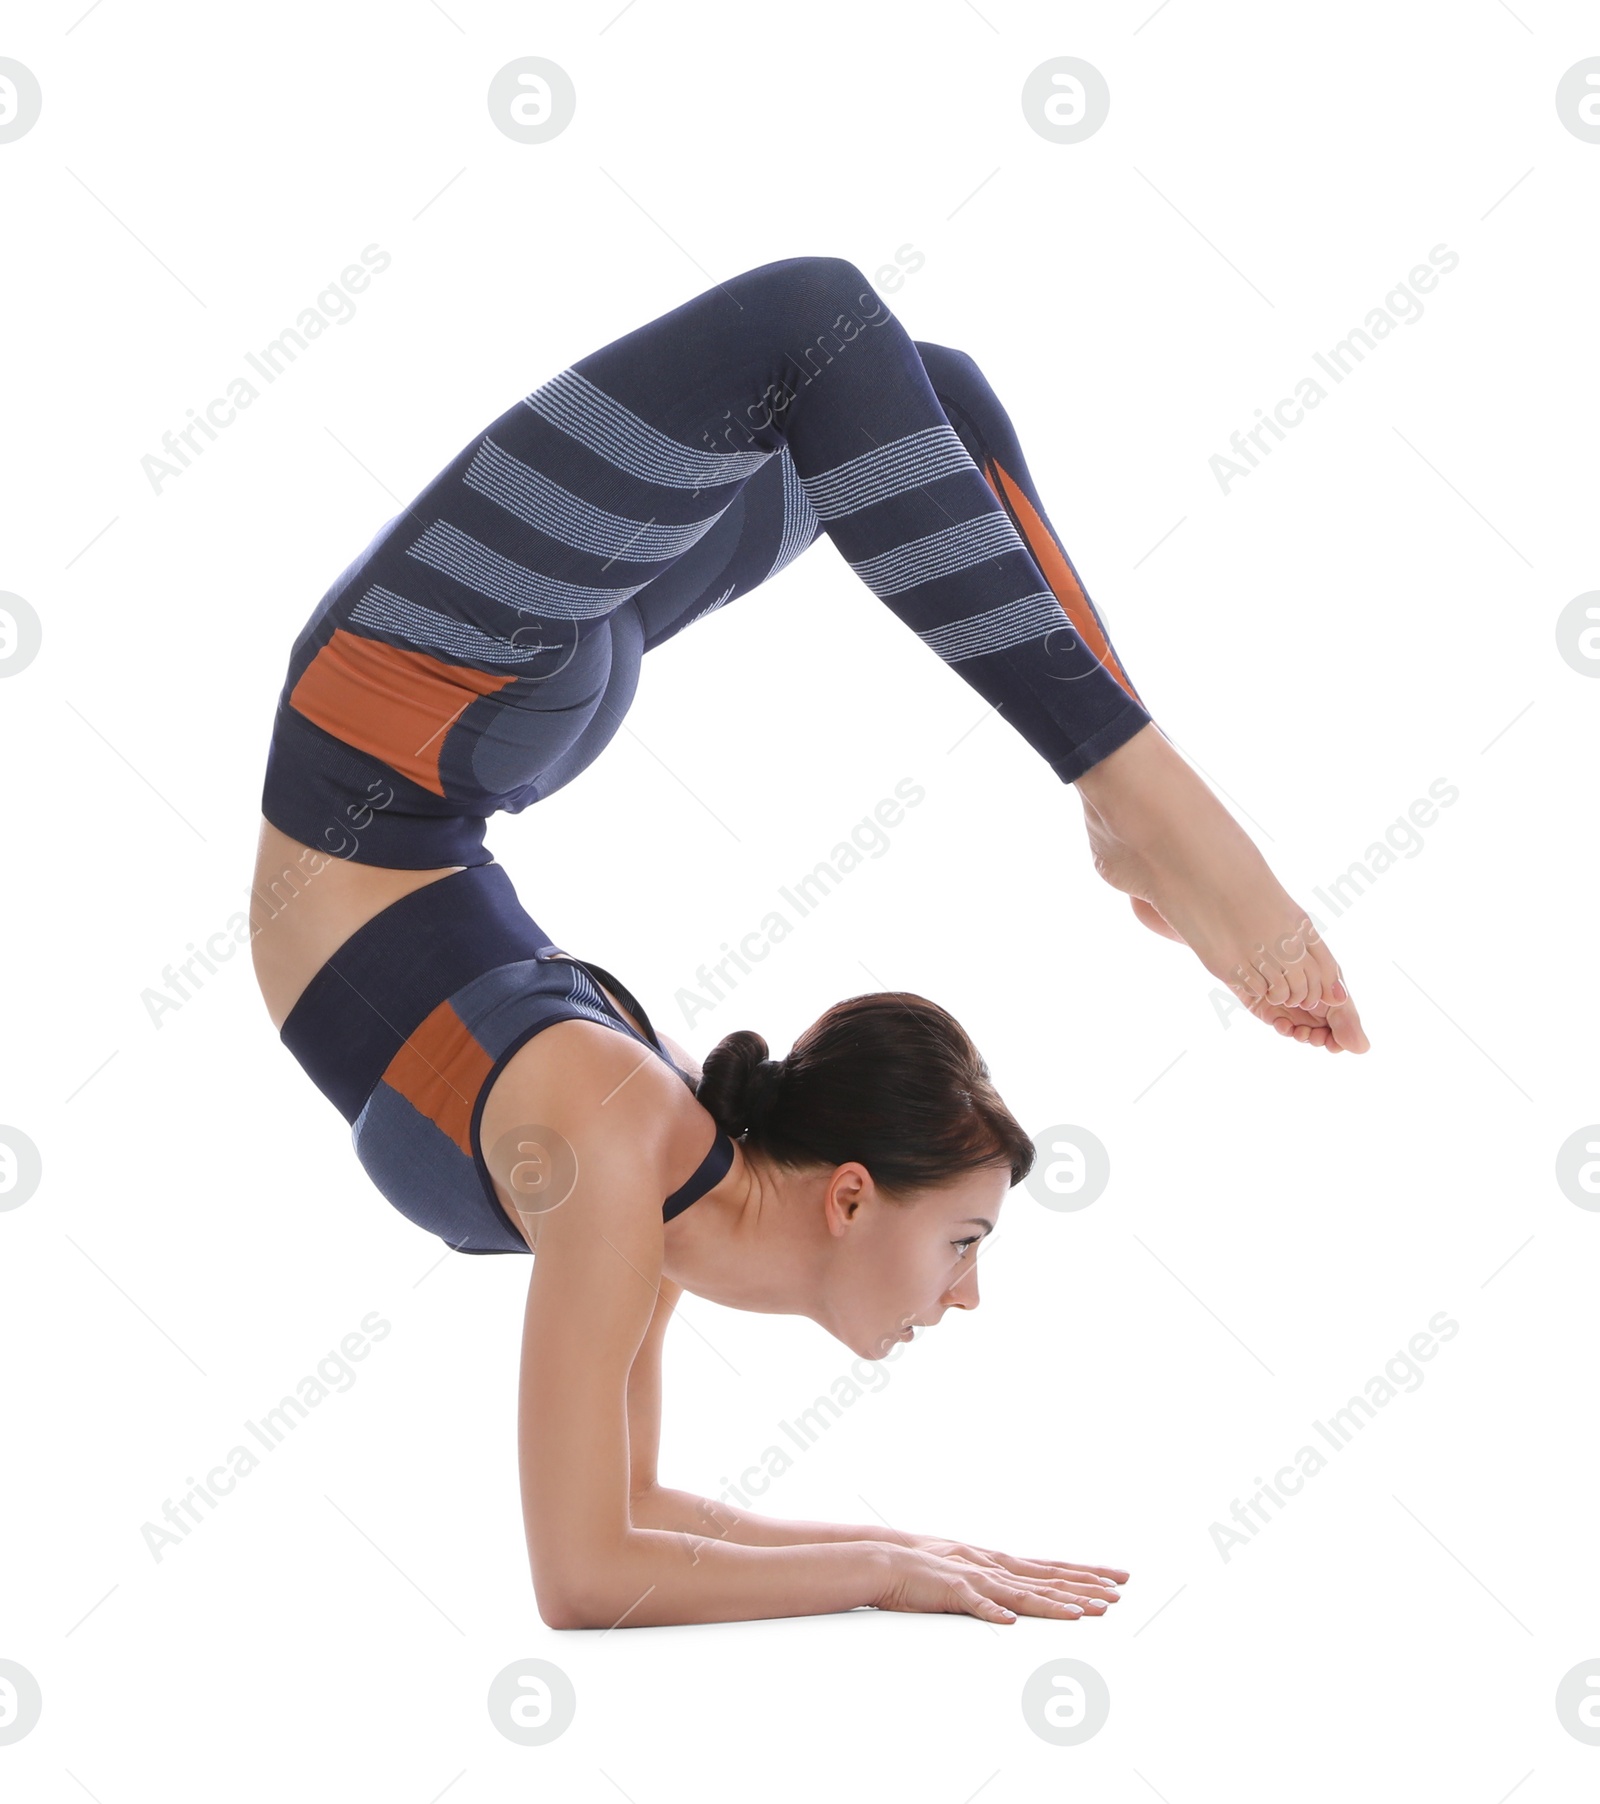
[251, 255, 1365, 1631]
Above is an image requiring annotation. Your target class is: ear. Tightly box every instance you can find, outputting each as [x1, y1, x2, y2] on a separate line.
[824, 1162, 872, 1226]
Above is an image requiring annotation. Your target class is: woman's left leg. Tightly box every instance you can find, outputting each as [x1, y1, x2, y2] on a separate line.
[263, 258, 1156, 868]
[629, 335, 1152, 745]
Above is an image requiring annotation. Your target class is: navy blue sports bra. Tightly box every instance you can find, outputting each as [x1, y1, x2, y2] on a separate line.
[279, 862, 735, 1254]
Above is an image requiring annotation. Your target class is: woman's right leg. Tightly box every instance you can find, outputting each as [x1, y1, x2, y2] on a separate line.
[907, 337, 1367, 1052]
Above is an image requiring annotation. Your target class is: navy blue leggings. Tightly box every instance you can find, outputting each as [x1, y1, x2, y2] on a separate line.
[261, 255, 1152, 868]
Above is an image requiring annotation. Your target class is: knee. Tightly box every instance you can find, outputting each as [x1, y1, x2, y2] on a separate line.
[792, 254, 874, 294]
[730, 255, 881, 327]
[914, 339, 987, 397]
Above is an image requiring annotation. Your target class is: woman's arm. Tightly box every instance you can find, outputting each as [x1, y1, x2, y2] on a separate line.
[494, 1022, 1104, 1629]
[631, 1485, 913, 1547]
[621, 1295, 908, 1550]
[501, 1026, 892, 1629]
[624, 1075, 1120, 1595]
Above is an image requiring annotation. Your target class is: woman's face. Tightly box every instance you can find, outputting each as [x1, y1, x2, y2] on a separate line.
[816, 1161, 1012, 1360]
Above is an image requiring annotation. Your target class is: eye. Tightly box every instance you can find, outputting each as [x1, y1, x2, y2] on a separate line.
[952, 1236, 982, 1260]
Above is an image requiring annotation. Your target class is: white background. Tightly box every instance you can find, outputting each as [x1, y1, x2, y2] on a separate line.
[2, 1, 1597, 1798]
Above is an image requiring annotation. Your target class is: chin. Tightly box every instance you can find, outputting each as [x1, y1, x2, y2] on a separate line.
[828, 1325, 877, 1360]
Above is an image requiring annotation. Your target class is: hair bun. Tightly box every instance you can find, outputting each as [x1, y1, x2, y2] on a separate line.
[696, 1029, 787, 1138]
[742, 1057, 786, 1133]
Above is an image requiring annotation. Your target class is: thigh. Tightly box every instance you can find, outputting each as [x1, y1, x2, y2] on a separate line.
[516, 446, 827, 804]
[269, 413, 808, 841]
[479, 442, 830, 804]
[497, 599, 644, 806]
[628, 444, 826, 656]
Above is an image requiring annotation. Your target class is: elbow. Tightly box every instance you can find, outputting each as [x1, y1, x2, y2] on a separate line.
[536, 1585, 639, 1632]
[533, 1528, 664, 1629]
[533, 1560, 632, 1632]
[536, 1588, 596, 1631]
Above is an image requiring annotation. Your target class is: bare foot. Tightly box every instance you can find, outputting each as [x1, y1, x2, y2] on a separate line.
[1076, 727, 1370, 1055]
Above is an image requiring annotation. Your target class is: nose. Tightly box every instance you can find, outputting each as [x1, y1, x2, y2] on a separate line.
[941, 1262, 980, 1311]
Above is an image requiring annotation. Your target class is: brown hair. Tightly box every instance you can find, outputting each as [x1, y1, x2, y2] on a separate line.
[695, 991, 1035, 1197]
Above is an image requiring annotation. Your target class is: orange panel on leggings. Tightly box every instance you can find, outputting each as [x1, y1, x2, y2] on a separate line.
[983, 458, 1141, 704]
[288, 628, 517, 796]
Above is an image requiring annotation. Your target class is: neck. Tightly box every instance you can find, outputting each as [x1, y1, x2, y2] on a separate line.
[661, 1138, 823, 1318]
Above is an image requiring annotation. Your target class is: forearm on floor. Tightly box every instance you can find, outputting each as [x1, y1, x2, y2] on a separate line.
[544, 1524, 889, 1629]
[631, 1482, 915, 1550]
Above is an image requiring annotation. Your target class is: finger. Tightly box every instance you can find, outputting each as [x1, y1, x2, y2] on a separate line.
[999, 1571, 1123, 1607]
[952, 1554, 1120, 1605]
[966, 1551, 1121, 1583]
[960, 1581, 1020, 1623]
[1030, 1583, 1115, 1613]
[1046, 1579, 1122, 1604]
[1033, 1573, 1123, 1596]
[1044, 1569, 1129, 1592]
[979, 1577, 1086, 1621]
[1048, 1591, 1117, 1612]
[987, 1555, 1131, 1585]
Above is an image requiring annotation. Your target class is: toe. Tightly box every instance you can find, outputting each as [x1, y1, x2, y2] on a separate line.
[1309, 939, 1344, 1007]
[1230, 967, 1269, 1008]
[1296, 948, 1323, 1013]
[1257, 956, 1292, 1007]
[1328, 1000, 1370, 1053]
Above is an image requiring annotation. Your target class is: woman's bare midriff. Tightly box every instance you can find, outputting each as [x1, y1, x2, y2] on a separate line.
[248, 817, 655, 1042]
[249, 819, 465, 1030]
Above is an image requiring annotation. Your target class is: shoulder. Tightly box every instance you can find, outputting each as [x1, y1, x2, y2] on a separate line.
[479, 1019, 686, 1240]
